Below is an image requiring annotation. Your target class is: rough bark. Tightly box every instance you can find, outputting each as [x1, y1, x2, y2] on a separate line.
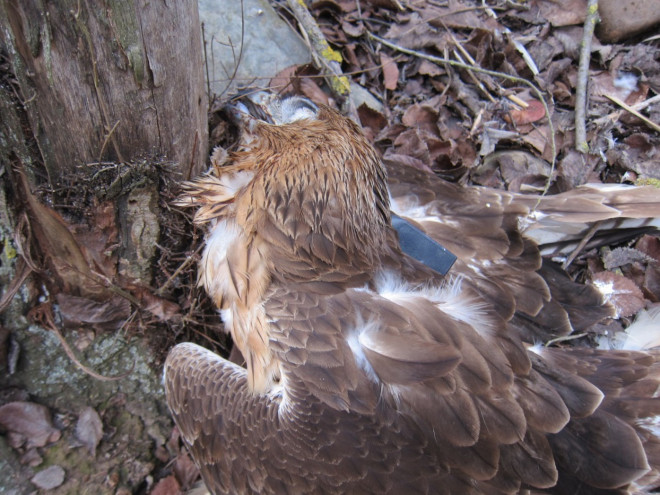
[1, 0, 207, 179]
[0, 1, 208, 492]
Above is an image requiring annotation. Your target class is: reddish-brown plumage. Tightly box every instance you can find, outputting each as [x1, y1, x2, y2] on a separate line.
[167, 94, 660, 494]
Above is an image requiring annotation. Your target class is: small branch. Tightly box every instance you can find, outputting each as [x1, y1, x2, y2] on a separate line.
[604, 94, 660, 133]
[593, 94, 660, 126]
[227, 0, 246, 97]
[286, 0, 357, 118]
[575, 0, 599, 153]
[545, 332, 588, 347]
[49, 322, 135, 381]
[33, 303, 135, 382]
[369, 32, 557, 197]
[507, 94, 529, 108]
[201, 22, 212, 102]
[156, 243, 204, 296]
[562, 220, 602, 270]
[452, 49, 496, 103]
[97, 120, 121, 162]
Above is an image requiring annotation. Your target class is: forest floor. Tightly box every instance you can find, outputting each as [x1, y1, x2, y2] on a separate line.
[1, 1, 659, 494]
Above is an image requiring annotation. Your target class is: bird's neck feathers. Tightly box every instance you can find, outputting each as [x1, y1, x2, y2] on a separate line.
[183, 105, 396, 393]
[235, 106, 394, 284]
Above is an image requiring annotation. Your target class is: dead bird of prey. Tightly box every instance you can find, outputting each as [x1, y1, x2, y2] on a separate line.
[165, 93, 660, 494]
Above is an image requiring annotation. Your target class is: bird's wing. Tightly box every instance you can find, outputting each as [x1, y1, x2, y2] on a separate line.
[260, 271, 657, 492]
[534, 346, 660, 492]
[165, 342, 263, 494]
[387, 160, 660, 257]
[387, 162, 616, 341]
[165, 283, 658, 493]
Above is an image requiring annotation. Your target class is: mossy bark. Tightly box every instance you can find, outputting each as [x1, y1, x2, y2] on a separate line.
[0, 1, 207, 492]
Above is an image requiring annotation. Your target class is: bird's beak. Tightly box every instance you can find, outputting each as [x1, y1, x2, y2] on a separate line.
[225, 90, 278, 125]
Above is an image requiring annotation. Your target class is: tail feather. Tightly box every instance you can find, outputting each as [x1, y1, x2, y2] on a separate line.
[515, 184, 660, 257]
[537, 347, 660, 492]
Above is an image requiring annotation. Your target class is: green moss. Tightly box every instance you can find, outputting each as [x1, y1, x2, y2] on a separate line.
[41, 442, 95, 475]
[321, 45, 343, 63]
[635, 177, 660, 188]
[2, 235, 17, 260]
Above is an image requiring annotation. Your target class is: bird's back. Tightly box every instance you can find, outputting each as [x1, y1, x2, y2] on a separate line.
[166, 94, 660, 494]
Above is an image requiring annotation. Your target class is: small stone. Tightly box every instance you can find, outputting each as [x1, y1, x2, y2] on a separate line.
[0, 401, 61, 448]
[31, 465, 65, 490]
[19, 448, 43, 467]
[597, 0, 660, 42]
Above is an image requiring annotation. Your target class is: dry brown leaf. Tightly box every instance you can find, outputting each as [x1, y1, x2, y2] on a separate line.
[150, 475, 181, 495]
[423, 0, 501, 31]
[532, 0, 587, 26]
[635, 236, 660, 302]
[269, 64, 300, 94]
[341, 19, 364, 38]
[18, 170, 106, 299]
[557, 150, 597, 189]
[592, 272, 646, 318]
[0, 401, 61, 448]
[173, 453, 200, 490]
[300, 77, 331, 106]
[56, 293, 131, 330]
[590, 71, 648, 104]
[520, 126, 553, 160]
[636, 235, 660, 262]
[642, 266, 660, 302]
[380, 52, 399, 90]
[133, 288, 181, 322]
[363, 0, 403, 10]
[474, 150, 551, 192]
[401, 104, 439, 137]
[417, 59, 444, 77]
[384, 12, 445, 51]
[393, 128, 431, 165]
[508, 100, 546, 125]
[357, 104, 388, 141]
[72, 201, 120, 280]
[75, 407, 104, 456]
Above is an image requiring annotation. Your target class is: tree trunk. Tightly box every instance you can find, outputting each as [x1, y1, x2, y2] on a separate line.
[0, 1, 208, 493]
[2, 0, 207, 179]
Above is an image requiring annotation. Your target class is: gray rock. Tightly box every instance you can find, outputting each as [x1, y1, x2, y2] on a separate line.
[30, 465, 65, 490]
[199, 0, 311, 96]
[597, 0, 660, 42]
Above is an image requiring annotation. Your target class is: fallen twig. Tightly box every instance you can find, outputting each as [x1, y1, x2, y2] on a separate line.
[286, 0, 357, 119]
[156, 243, 204, 297]
[604, 94, 660, 134]
[593, 94, 660, 125]
[562, 220, 602, 270]
[575, 0, 599, 153]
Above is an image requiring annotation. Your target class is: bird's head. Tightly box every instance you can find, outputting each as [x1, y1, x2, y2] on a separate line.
[222, 93, 393, 285]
